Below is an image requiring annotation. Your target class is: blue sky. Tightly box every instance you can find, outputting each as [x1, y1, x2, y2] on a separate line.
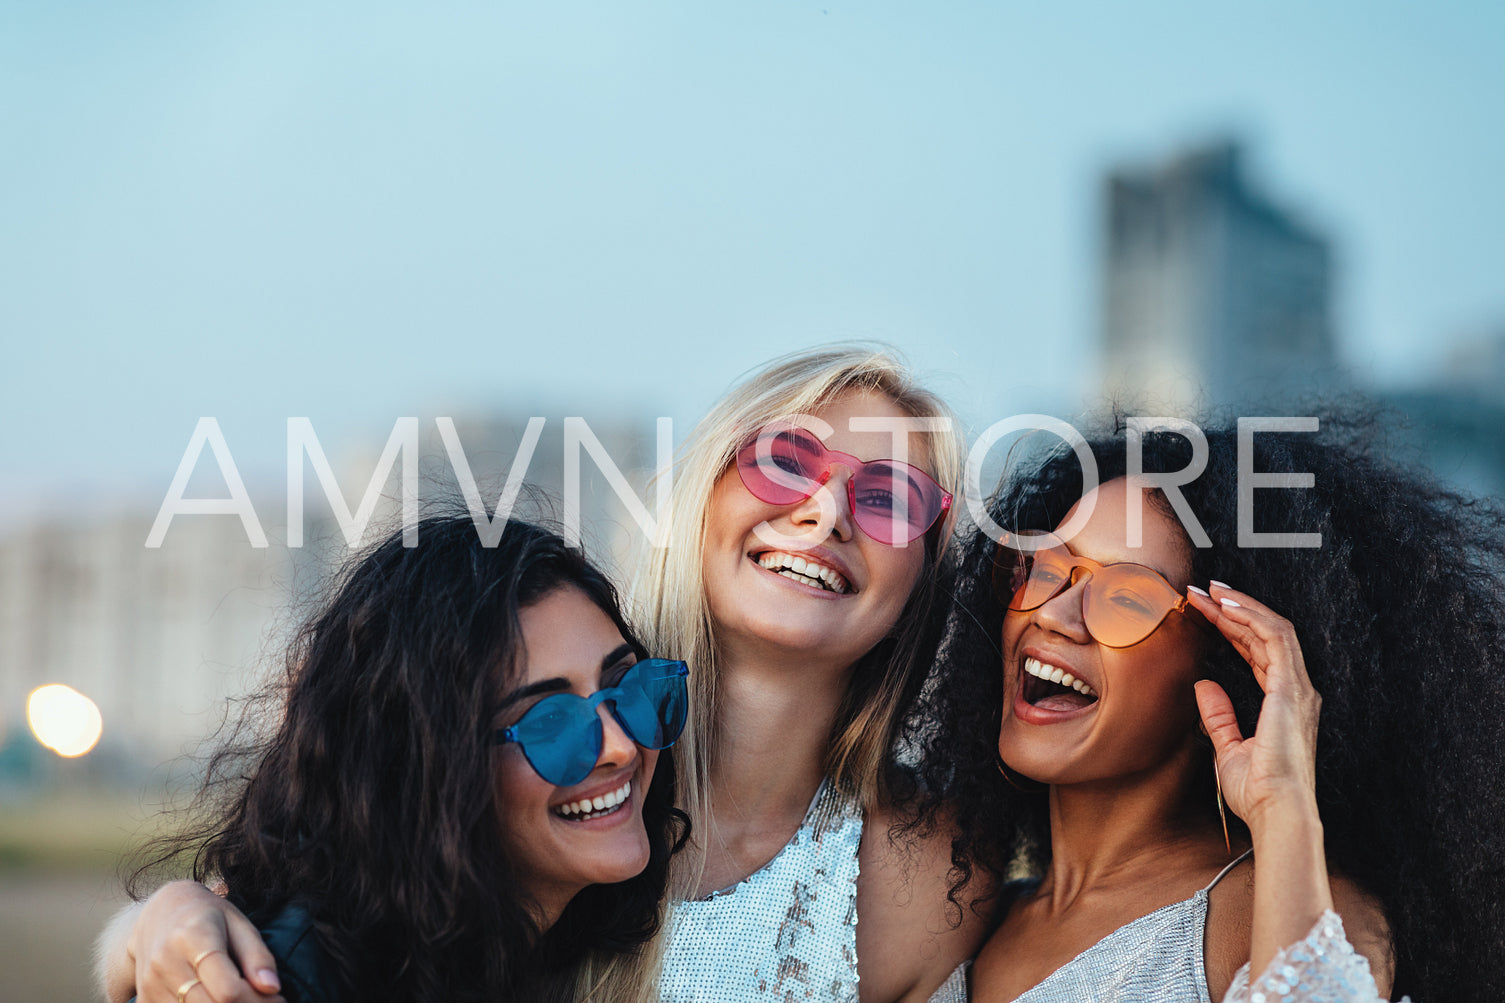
[3, 1, 1502, 520]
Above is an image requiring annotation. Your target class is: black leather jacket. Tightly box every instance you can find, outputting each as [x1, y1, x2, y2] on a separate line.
[249, 902, 337, 1003]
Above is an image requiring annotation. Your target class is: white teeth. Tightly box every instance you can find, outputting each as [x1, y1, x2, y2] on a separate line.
[553, 780, 632, 820]
[1022, 657, 1098, 698]
[755, 552, 852, 594]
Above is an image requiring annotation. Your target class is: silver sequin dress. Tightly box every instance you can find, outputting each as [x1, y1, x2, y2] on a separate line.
[659, 778, 863, 1003]
[927, 850, 1403, 1003]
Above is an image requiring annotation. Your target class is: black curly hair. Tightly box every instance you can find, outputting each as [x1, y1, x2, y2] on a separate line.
[133, 516, 688, 1003]
[909, 409, 1505, 1002]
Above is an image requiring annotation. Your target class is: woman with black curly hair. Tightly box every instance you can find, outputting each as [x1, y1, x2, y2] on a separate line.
[100, 516, 689, 1003]
[915, 414, 1505, 1002]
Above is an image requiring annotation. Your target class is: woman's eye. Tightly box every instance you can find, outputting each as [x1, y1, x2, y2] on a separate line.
[1031, 565, 1067, 587]
[770, 452, 807, 476]
[1108, 590, 1155, 615]
[521, 700, 570, 733]
[604, 661, 634, 689]
[854, 487, 895, 510]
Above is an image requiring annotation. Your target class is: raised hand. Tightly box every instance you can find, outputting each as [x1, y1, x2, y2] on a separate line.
[1185, 581, 1333, 980]
[1186, 582, 1323, 827]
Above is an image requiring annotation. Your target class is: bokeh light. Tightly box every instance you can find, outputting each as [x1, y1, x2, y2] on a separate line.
[26, 684, 104, 758]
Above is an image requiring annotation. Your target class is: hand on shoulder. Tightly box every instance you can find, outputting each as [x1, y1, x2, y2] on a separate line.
[124, 881, 284, 1003]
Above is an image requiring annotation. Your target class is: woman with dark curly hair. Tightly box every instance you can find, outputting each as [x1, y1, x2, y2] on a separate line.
[914, 414, 1505, 1002]
[99, 516, 689, 1003]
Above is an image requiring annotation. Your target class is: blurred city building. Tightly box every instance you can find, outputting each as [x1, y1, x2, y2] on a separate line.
[1099, 141, 1341, 414]
[1377, 326, 1505, 499]
[0, 411, 661, 782]
[1097, 139, 1505, 501]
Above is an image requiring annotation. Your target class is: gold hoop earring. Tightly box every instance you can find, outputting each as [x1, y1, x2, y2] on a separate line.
[995, 752, 1046, 792]
[1213, 753, 1231, 856]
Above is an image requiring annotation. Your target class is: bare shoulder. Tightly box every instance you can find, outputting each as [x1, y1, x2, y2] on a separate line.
[1204, 858, 1395, 1001]
[1330, 873, 1394, 998]
[855, 801, 996, 1003]
[1203, 853, 1256, 1002]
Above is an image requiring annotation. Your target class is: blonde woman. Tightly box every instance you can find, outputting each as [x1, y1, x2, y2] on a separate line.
[641, 347, 985, 1002]
[102, 346, 986, 1003]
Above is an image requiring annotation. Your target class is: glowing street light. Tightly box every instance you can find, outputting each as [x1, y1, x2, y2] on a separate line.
[27, 684, 104, 757]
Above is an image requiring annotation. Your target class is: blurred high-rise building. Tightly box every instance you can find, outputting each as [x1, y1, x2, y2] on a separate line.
[1100, 141, 1339, 413]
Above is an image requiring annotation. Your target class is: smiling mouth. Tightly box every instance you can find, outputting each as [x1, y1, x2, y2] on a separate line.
[754, 552, 853, 594]
[1020, 656, 1099, 711]
[552, 780, 631, 822]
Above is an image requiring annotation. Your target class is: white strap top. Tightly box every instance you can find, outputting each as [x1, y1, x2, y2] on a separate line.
[928, 850, 1252, 1003]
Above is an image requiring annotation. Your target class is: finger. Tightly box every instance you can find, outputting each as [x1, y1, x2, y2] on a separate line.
[1207, 597, 1315, 695]
[1205, 583, 1316, 682]
[225, 914, 283, 996]
[195, 951, 281, 1003]
[1186, 591, 1269, 686]
[1206, 580, 1282, 619]
[1194, 680, 1245, 762]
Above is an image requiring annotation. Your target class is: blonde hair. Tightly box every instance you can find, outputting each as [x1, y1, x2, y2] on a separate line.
[631, 344, 964, 900]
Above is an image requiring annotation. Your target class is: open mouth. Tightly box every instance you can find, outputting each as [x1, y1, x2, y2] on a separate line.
[552, 780, 631, 822]
[1020, 656, 1099, 712]
[754, 552, 853, 594]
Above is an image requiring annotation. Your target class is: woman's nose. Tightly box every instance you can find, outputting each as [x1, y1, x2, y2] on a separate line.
[789, 466, 856, 542]
[1032, 570, 1092, 642]
[595, 703, 638, 768]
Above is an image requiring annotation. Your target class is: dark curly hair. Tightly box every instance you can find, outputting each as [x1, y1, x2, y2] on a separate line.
[132, 516, 688, 1003]
[909, 409, 1505, 1002]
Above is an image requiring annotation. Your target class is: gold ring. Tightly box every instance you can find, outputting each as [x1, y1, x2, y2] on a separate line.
[176, 977, 202, 1003]
[190, 949, 223, 970]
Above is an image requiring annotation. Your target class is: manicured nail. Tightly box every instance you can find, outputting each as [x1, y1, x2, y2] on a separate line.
[1187, 585, 1210, 597]
[1210, 580, 1231, 590]
[1219, 597, 1241, 608]
[257, 970, 281, 991]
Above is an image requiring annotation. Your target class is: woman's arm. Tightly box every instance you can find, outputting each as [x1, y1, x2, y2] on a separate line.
[94, 880, 285, 1003]
[1190, 583, 1395, 1001]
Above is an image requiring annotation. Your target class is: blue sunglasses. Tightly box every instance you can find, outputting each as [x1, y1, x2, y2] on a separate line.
[492, 658, 689, 787]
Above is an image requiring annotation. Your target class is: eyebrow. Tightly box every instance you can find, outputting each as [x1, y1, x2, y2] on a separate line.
[773, 428, 824, 454]
[495, 642, 638, 711]
[862, 461, 923, 495]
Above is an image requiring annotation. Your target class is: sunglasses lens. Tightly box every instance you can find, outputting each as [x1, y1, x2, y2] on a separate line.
[1002, 543, 1075, 611]
[850, 465, 947, 545]
[1082, 567, 1181, 647]
[736, 426, 826, 506]
[612, 659, 689, 749]
[511, 695, 603, 787]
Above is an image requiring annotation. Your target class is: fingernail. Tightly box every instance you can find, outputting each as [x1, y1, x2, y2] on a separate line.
[1210, 580, 1231, 590]
[1219, 597, 1241, 608]
[258, 970, 281, 990]
[1187, 585, 1210, 597]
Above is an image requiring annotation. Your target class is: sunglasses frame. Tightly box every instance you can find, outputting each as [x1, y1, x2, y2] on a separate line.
[735, 421, 953, 546]
[993, 532, 1193, 648]
[492, 658, 689, 787]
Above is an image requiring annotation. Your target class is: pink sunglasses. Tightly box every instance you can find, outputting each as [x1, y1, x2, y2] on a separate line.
[735, 422, 952, 546]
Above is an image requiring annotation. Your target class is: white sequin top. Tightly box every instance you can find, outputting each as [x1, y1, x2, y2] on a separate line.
[659, 778, 863, 1003]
